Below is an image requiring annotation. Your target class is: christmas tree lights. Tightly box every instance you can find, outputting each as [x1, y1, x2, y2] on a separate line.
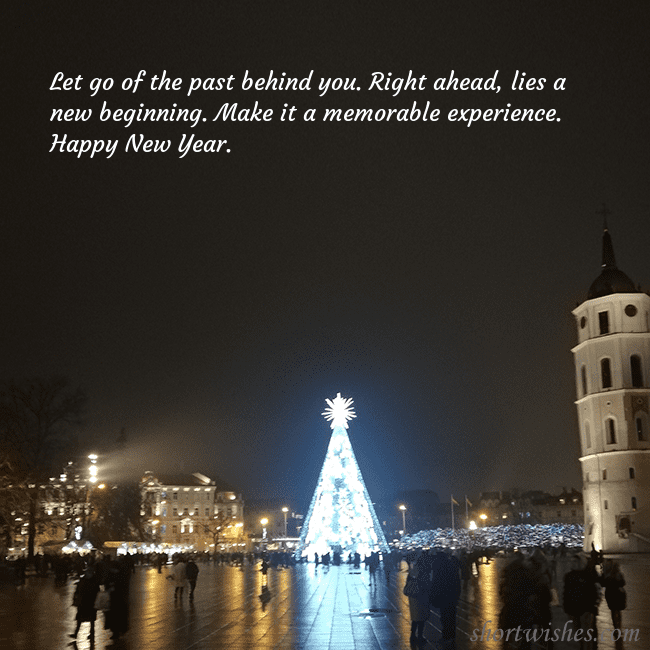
[296, 393, 389, 559]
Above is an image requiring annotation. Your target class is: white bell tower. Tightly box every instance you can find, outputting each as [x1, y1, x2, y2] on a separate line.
[572, 222, 650, 552]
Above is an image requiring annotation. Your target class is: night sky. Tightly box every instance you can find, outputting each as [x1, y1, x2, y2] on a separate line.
[6, 3, 650, 510]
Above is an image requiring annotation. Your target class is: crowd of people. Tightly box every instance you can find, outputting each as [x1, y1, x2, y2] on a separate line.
[1, 537, 628, 649]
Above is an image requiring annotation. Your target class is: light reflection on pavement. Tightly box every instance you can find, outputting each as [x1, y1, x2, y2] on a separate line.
[0, 556, 647, 649]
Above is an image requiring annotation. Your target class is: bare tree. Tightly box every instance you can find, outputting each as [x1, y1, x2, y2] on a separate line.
[203, 511, 233, 549]
[0, 377, 86, 558]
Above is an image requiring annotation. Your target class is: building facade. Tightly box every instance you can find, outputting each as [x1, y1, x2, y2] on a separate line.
[141, 471, 245, 552]
[473, 490, 583, 527]
[572, 225, 650, 552]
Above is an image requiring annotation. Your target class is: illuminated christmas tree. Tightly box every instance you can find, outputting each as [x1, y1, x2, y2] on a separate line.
[295, 393, 389, 559]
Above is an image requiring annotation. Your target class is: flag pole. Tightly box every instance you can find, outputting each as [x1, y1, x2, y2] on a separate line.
[465, 494, 469, 527]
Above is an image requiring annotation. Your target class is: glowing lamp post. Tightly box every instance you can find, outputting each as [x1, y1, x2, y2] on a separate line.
[282, 507, 289, 537]
[261, 518, 268, 547]
[84, 454, 99, 537]
[480, 513, 487, 527]
[399, 505, 407, 535]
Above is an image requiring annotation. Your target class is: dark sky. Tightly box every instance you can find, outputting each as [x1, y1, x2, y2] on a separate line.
[6, 3, 650, 510]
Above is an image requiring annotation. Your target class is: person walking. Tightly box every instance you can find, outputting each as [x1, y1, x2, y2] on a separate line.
[172, 556, 188, 600]
[430, 550, 462, 650]
[562, 554, 600, 649]
[186, 558, 199, 601]
[69, 566, 100, 642]
[405, 552, 432, 645]
[600, 559, 626, 630]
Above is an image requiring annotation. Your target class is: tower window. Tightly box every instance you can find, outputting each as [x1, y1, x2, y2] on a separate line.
[601, 358, 612, 389]
[604, 500, 608, 509]
[606, 419, 617, 444]
[584, 421, 591, 449]
[636, 417, 645, 441]
[629, 467, 635, 479]
[581, 366, 588, 396]
[599, 311, 610, 334]
[602, 469, 607, 480]
[631, 355, 643, 388]
[631, 497, 637, 511]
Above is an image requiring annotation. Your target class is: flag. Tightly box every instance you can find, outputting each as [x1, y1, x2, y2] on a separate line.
[451, 495, 459, 506]
[465, 496, 473, 507]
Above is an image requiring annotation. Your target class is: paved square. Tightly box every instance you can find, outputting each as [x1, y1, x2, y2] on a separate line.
[0, 557, 647, 649]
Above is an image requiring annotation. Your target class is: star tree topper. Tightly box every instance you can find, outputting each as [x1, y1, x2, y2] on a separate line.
[322, 392, 356, 430]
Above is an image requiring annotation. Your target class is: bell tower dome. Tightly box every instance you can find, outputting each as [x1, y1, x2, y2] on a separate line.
[572, 221, 650, 552]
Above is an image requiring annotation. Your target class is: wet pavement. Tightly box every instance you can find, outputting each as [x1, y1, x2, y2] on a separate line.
[0, 556, 648, 650]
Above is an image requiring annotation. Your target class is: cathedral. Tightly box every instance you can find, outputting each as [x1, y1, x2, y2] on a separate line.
[572, 223, 650, 552]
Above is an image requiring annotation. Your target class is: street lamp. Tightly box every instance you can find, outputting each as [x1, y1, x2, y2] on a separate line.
[260, 518, 268, 542]
[480, 513, 487, 527]
[399, 505, 407, 534]
[282, 507, 288, 537]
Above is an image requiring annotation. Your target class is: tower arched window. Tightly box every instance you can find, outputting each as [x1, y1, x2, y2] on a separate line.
[598, 311, 610, 335]
[605, 418, 617, 445]
[584, 421, 591, 449]
[601, 358, 612, 389]
[636, 415, 646, 441]
[630, 355, 643, 388]
[581, 366, 588, 396]
[631, 497, 637, 511]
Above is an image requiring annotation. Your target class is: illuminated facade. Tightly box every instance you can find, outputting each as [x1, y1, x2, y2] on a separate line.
[572, 224, 650, 552]
[141, 472, 245, 551]
[295, 393, 389, 558]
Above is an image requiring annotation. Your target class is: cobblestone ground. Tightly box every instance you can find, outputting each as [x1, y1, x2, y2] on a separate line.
[0, 556, 647, 650]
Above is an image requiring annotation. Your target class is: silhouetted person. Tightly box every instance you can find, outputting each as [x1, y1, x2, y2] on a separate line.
[406, 553, 432, 645]
[600, 559, 626, 630]
[563, 554, 600, 649]
[430, 551, 462, 650]
[69, 566, 100, 642]
[186, 558, 199, 600]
